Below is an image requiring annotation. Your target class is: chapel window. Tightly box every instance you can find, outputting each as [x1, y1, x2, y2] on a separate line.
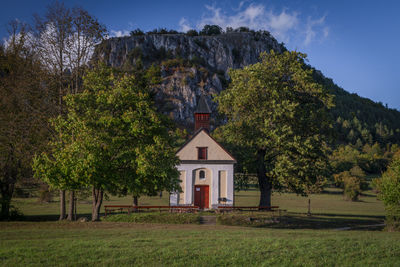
[197, 147, 207, 160]
[199, 170, 205, 179]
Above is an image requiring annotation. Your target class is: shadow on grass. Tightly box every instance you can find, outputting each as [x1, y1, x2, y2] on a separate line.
[21, 213, 94, 222]
[265, 213, 385, 230]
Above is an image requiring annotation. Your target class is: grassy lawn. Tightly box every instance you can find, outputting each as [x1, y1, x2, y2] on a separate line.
[12, 187, 385, 218]
[10, 187, 385, 229]
[1, 222, 399, 266]
[3, 188, 396, 265]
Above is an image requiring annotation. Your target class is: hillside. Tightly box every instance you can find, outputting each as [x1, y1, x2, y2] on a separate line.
[93, 31, 400, 146]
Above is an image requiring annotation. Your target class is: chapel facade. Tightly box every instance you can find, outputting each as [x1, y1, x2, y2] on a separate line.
[169, 96, 236, 209]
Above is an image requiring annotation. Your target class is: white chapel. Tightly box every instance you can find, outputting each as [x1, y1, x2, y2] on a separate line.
[170, 96, 236, 209]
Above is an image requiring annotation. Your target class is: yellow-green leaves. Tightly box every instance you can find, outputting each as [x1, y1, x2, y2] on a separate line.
[215, 50, 333, 197]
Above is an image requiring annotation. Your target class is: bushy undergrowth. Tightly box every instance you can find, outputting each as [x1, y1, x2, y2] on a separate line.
[102, 212, 201, 224]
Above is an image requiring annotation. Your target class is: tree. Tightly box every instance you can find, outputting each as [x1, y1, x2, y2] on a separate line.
[33, 65, 180, 221]
[0, 21, 51, 219]
[214, 51, 334, 207]
[199, 25, 222, 35]
[379, 151, 400, 231]
[34, 1, 107, 220]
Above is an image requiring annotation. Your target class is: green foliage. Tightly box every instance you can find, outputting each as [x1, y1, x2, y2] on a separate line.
[343, 174, 362, 201]
[313, 71, 400, 147]
[144, 64, 161, 86]
[102, 212, 201, 224]
[33, 64, 180, 219]
[161, 58, 185, 69]
[147, 28, 179, 35]
[333, 168, 367, 201]
[186, 29, 198, 36]
[199, 25, 222, 35]
[371, 177, 382, 193]
[0, 23, 51, 219]
[130, 28, 144, 36]
[380, 151, 400, 230]
[215, 50, 334, 205]
[330, 143, 393, 178]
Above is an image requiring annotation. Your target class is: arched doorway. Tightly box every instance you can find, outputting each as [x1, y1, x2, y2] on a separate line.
[192, 168, 211, 209]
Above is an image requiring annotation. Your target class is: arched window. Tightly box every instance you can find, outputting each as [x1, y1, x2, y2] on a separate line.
[199, 170, 205, 179]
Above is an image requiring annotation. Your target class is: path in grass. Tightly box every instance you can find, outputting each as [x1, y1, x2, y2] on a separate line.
[1, 222, 399, 266]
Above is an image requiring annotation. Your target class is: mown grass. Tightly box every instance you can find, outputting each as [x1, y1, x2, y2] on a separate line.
[0, 222, 399, 266]
[103, 212, 201, 224]
[11, 187, 385, 219]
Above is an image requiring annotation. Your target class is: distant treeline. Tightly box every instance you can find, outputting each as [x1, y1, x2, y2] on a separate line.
[129, 25, 271, 37]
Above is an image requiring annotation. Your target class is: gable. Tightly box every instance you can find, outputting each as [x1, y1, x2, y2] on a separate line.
[176, 130, 236, 162]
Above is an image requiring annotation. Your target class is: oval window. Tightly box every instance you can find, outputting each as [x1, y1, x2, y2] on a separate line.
[199, 170, 205, 179]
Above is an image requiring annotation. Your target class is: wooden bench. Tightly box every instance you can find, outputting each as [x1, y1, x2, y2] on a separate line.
[104, 205, 200, 217]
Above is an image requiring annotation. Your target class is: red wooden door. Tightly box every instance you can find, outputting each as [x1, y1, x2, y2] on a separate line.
[194, 185, 209, 209]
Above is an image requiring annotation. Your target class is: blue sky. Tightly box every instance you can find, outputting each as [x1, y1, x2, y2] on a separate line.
[1, 0, 399, 110]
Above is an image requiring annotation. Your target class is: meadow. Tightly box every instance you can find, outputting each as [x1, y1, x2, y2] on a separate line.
[2, 188, 399, 266]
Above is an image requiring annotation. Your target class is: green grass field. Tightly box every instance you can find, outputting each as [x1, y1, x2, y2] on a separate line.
[2, 188, 397, 266]
[1, 222, 399, 266]
[11, 187, 385, 218]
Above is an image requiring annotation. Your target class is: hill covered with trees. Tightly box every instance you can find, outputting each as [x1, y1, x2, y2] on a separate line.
[93, 27, 400, 151]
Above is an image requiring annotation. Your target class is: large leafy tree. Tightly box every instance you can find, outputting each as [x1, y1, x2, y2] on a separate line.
[34, 2, 107, 219]
[33, 65, 180, 221]
[214, 51, 334, 207]
[0, 22, 52, 219]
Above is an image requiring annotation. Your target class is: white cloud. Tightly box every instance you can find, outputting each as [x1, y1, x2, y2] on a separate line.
[110, 30, 130, 37]
[182, 2, 328, 46]
[304, 16, 328, 45]
[179, 18, 191, 32]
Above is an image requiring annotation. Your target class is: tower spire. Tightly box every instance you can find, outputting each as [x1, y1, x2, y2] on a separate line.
[194, 95, 211, 132]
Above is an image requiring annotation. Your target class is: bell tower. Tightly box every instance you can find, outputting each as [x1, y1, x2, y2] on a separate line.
[194, 95, 211, 132]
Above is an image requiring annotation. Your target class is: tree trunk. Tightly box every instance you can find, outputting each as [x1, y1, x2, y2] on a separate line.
[257, 149, 272, 209]
[1, 148, 18, 219]
[91, 187, 103, 221]
[133, 196, 138, 212]
[59, 190, 66, 220]
[1, 198, 10, 219]
[67, 190, 75, 221]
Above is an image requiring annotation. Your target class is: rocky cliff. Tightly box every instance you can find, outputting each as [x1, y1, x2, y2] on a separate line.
[92, 31, 400, 144]
[93, 32, 284, 129]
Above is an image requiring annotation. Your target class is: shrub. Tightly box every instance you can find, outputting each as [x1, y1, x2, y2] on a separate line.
[335, 171, 364, 201]
[380, 151, 400, 231]
[199, 25, 222, 35]
[130, 28, 144, 36]
[147, 28, 179, 35]
[161, 58, 185, 69]
[235, 26, 250, 32]
[371, 177, 382, 193]
[343, 175, 362, 201]
[186, 29, 198, 36]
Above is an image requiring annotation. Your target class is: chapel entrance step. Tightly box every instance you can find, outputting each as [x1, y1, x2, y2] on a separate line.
[200, 216, 216, 225]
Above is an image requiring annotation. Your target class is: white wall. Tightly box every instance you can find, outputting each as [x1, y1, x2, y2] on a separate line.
[170, 163, 234, 208]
